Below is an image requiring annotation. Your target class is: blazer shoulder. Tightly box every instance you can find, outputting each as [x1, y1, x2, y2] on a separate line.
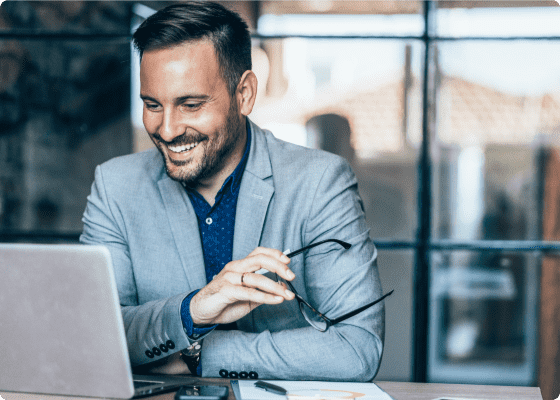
[262, 130, 351, 176]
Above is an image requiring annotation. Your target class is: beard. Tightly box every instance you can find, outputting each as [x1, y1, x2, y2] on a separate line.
[153, 100, 245, 186]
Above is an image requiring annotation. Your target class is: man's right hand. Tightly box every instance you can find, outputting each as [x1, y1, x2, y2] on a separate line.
[189, 247, 296, 326]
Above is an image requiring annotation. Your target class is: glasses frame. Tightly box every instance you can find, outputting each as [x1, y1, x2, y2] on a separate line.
[282, 239, 394, 332]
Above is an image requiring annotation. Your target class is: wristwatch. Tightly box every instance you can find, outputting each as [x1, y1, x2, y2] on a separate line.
[180, 340, 202, 376]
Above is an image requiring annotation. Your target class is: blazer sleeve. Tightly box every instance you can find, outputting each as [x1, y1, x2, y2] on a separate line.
[199, 158, 385, 381]
[80, 165, 194, 367]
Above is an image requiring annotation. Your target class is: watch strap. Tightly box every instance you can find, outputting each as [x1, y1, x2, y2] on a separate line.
[180, 340, 202, 376]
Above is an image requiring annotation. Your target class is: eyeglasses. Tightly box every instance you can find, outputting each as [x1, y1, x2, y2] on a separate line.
[282, 239, 394, 332]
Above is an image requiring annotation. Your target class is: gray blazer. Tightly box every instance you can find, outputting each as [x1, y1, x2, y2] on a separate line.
[80, 120, 384, 381]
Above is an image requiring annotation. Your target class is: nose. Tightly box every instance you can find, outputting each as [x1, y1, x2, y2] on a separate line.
[158, 107, 182, 143]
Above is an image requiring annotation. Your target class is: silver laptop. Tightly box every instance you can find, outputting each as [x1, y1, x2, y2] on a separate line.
[0, 243, 196, 398]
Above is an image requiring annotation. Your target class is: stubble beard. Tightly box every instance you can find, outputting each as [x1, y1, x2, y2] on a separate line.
[159, 101, 244, 186]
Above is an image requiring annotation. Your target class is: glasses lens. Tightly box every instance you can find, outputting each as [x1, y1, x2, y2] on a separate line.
[299, 301, 328, 332]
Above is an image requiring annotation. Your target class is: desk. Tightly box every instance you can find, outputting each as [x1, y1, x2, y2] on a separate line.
[0, 379, 543, 400]
[145, 379, 542, 400]
[375, 381, 542, 400]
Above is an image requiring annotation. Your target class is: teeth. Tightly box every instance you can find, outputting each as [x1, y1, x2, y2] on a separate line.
[168, 142, 199, 153]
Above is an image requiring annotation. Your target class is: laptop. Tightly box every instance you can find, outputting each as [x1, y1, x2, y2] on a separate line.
[0, 243, 197, 399]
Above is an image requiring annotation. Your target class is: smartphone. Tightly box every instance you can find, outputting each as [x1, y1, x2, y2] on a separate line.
[175, 385, 229, 400]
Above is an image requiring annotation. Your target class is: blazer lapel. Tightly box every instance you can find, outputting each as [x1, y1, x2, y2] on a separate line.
[234, 174, 274, 260]
[233, 120, 274, 261]
[158, 177, 207, 289]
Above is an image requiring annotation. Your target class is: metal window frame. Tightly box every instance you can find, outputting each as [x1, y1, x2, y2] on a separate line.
[2, 0, 560, 383]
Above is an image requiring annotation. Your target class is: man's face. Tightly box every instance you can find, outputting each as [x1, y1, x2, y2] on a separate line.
[140, 40, 246, 186]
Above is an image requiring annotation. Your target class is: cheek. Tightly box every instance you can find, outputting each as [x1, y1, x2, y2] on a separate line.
[186, 108, 218, 125]
[179, 113, 222, 138]
[142, 110, 158, 132]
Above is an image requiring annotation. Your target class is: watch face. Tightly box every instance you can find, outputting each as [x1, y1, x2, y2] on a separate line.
[184, 341, 203, 356]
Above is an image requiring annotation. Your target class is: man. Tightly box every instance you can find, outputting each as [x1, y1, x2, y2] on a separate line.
[81, 1, 384, 381]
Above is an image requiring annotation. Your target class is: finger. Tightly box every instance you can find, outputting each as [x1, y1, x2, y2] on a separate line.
[219, 270, 289, 293]
[221, 270, 247, 286]
[229, 285, 286, 305]
[233, 253, 295, 281]
[248, 247, 290, 264]
[241, 272, 295, 300]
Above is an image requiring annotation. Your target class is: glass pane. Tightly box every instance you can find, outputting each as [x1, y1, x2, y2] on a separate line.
[428, 250, 539, 385]
[374, 249, 414, 382]
[251, 38, 422, 240]
[0, 38, 132, 234]
[258, 1, 424, 37]
[0, 1, 130, 34]
[436, 3, 560, 37]
[433, 40, 560, 241]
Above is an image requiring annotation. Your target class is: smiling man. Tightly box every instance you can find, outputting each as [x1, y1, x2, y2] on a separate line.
[140, 40, 247, 201]
[80, 1, 385, 381]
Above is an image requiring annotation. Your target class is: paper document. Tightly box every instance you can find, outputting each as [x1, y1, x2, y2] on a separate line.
[231, 380, 394, 400]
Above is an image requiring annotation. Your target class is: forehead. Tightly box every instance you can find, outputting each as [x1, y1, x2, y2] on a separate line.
[139, 40, 226, 96]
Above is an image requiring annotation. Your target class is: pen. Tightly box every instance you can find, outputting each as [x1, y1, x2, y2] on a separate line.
[254, 380, 288, 396]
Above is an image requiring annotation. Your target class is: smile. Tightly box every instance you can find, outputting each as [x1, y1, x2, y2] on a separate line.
[167, 142, 199, 153]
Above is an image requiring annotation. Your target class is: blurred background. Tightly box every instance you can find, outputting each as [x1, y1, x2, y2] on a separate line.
[1, 1, 560, 398]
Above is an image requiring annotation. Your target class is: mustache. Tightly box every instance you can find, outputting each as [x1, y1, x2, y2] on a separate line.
[151, 132, 207, 146]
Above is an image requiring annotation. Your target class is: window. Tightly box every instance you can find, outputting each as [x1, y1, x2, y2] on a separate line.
[0, 1, 132, 241]
[253, 1, 560, 390]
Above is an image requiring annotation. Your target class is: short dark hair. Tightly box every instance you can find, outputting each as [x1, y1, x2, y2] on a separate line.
[132, 1, 252, 96]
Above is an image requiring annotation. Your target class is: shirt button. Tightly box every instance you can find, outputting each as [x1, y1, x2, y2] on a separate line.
[205, 217, 212, 225]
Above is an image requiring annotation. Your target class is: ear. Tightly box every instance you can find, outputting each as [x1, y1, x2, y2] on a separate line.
[236, 70, 258, 117]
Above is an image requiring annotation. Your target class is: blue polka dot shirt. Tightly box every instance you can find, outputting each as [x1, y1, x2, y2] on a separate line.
[180, 125, 252, 339]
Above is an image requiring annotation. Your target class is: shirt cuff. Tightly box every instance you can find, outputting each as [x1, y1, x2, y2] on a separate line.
[180, 289, 217, 339]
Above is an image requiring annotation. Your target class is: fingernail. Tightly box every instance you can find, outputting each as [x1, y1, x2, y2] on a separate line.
[285, 290, 294, 298]
[281, 254, 290, 262]
[287, 270, 295, 279]
[275, 296, 283, 301]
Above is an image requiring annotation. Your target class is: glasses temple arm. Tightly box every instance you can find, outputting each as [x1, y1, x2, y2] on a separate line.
[286, 239, 351, 258]
[330, 289, 394, 325]
[284, 279, 297, 293]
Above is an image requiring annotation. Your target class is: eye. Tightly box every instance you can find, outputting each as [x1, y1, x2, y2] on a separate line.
[144, 102, 161, 111]
[181, 102, 203, 111]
